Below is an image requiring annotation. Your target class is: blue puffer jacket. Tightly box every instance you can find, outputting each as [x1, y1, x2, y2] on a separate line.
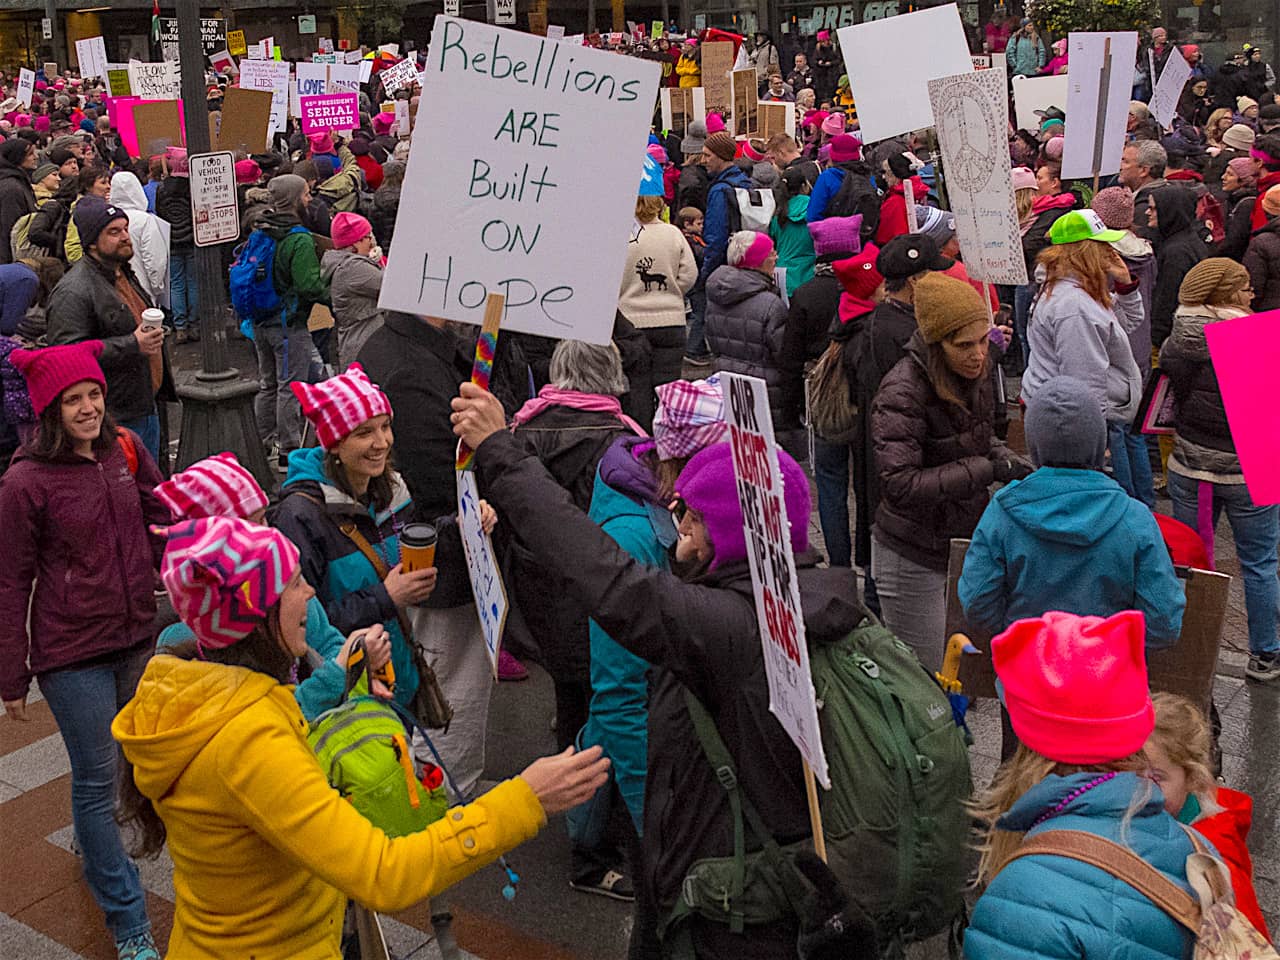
[699, 164, 753, 285]
[967, 772, 1200, 960]
[271, 447, 420, 709]
[580, 438, 677, 832]
[958, 468, 1185, 646]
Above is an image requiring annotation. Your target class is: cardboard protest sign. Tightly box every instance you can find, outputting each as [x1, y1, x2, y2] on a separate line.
[1205, 311, 1280, 505]
[379, 15, 660, 344]
[43, 62, 58, 80]
[228, 29, 247, 57]
[378, 57, 420, 95]
[700, 40, 734, 124]
[759, 101, 794, 140]
[837, 5, 972, 143]
[1148, 48, 1192, 130]
[75, 36, 108, 81]
[928, 68, 1028, 286]
[238, 59, 290, 135]
[1011, 74, 1069, 131]
[660, 86, 704, 136]
[215, 86, 273, 154]
[299, 93, 359, 133]
[130, 100, 184, 157]
[128, 61, 180, 100]
[1062, 32, 1137, 180]
[731, 68, 758, 137]
[721, 373, 829, 788]
[16, 69, 34, 108]
[190, 151, 240, 246]
[456, 467, 509, 676]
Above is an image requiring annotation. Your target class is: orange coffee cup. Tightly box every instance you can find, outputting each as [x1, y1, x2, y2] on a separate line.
[400, 522, 437, 572]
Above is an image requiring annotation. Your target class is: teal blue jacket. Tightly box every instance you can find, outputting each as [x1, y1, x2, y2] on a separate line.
[958, 468, 1185, 646]
[157, 596, 348, 722]
[967, 772, 1200, 960]
[769, 195, 816, 298]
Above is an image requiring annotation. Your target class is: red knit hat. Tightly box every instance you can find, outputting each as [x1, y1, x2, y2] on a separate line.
[9, 341, 106, 415]
[155, 452, 269, 521]
[993, 610, 1154, 765]
[291, 363, 392, 450]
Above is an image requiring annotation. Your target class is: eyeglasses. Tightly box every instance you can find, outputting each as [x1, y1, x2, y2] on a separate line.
[671, 497, 689, 523]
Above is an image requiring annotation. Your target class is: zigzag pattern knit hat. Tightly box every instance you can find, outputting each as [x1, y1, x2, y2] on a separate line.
[158, 516, 300, 653]
[291, 363, 392, 450]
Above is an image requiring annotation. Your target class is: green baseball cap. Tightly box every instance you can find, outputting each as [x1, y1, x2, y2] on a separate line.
[1049, 209, 1127, 245]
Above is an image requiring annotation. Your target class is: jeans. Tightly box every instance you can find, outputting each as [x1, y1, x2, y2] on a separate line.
[814, 438, 852, 567]
[1013, 283, 1034, 366]
[38, 644, 152, 942]
[871, 538, 948, 671]
[254, 321, 323, 453]
[1107, 421, 1156, 508]
[117, 414, 160, 463]
[170, 251, 197, 330]
[685, 288, 708, 358]
[1168, 471, 1280, 656]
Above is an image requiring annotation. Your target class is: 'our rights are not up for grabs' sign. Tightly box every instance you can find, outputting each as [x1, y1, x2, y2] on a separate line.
[379, 16, 660, 344]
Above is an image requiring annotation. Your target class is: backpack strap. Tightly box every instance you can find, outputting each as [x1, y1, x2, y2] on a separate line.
[1006, 829, 1200, 933]
[115, 427, 139, 476]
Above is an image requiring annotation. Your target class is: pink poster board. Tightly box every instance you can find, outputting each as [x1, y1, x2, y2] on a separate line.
[1204, 309, 1280, 505]
[299, 92, 359, 134]
[109, 97, 187, 157]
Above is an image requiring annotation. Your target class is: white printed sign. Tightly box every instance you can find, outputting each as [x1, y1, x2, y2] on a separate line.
[75, 36, 108, 81]
[296, 61, 331, 96]
[239, 59, 291, 135]
[547, 24, 565, 40]
[16, 68, 34, 108]
[928, 67, 1028, 285]
[328, 63, 362, 94]
[359, 59, 374, 84]
[837, 4, 973, 143]
[378, 57, 420, 94]
[456, 467, 508, 677]
[721, 373, 829, 788]
[445, 0, 461, 15]
[189, 151, 240, 246]
[379, 16, 660, 343]
[128, 60, 181, 100]
[1062, 32, 1138, 180]
[494, 0, 516, 25]
[395, 99, 410, 136]
[345, 50, 364, 64]
[1011, 74, 1069, 131]
[1149, 48, 1192, 130]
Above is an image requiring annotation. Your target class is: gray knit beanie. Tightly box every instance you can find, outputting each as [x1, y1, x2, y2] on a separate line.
[267, 173, 307, 211]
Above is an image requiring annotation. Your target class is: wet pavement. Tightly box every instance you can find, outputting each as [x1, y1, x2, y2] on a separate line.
[0, 340, 1274, 958]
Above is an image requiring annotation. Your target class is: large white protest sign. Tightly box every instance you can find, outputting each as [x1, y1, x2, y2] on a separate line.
[128, 60, 181, 100]
[1062, 32, 1138, 180]
[378, 57, 420, 95]
[379, 15, 660, 344]
[75, 36, 108, 81]
[327, 62, 362, 94]
[928, 67, 1028, 285]
[239, 59, 291, 136]
[295, 61, 331, 96]
[1149, 49, 1192, 130]
[837, 5, 972, 143]
[16, 69, 34, 109]
[456, 467, 508, 676]
[1011, 74, 1069, 131]
[721, 373, 829, 787]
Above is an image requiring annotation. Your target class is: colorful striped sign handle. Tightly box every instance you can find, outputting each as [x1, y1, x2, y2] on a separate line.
[455, 293, 505, 471]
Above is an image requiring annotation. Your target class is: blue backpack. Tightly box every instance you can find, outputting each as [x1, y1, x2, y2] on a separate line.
[229, 226, 308, 335]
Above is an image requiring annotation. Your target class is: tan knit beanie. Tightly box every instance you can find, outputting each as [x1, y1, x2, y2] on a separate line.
[704, 131, 737, 162]
[1178, 257, 1251, 306]
[913, 272, 989, 344]
[1263, 183, 1280, 217]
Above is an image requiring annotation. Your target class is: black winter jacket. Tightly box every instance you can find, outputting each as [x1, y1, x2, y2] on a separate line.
[676, 162, 709, 213]
[871, 335, 1012, 571]
[705, 265, 788, 420]
[371, 183, 400, 252]
[778, 261, 841, 428]
[0, 160, 35, 264]
[1159, 306, 1237, 457]
[1244, 217, 1280, 313]
[474, 430, 865, 943]
[155, 176, 194, 250]
[46, 254, 171, 421]
[1219, 189, 1256, 261]
[1150, 187, 1209, 347]
[28, 179, 75, 260]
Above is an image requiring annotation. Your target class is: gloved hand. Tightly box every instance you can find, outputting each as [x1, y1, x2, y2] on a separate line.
[793, 850, 879, 960]
[991, 455, 1032, 484]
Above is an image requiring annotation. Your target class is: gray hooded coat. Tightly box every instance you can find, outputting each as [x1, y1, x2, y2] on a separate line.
[704, 263, 788, 417]
[320, 247, 385, 371]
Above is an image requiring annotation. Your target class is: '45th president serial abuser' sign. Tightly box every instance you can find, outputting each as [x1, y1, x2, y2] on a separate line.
[379, 15, 660, 344]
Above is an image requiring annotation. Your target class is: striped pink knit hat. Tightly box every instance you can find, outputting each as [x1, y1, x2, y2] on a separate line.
[158, 516, 300, 652]
[291, 364, 392, 450]
[155, 452, 269, 521]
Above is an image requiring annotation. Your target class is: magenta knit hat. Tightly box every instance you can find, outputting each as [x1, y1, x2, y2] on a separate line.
[155, 452, 269, 521]
[291, 363, 392, 450]
[653, 376, 728, 460]
[808, 214, 863, 257]
[828, 133, 860, 162]
[732, 231, 775, 269]
[331, 211, 373, 249]
[676, 442, 810, 570]
[33, 115, 49, 134]
[9, 341, 105, 415]
[234, 158, 261, 185]
[821, 113, 844, 136]
[372, 111, 396, 135]
[158, 516, 300, 653]
[993, 610, 1154, 765]
[1044, 136, 1065, 161]
[164, 145, 189, 177]
[1011, 166, 1037, 192]
[1090, 186, 1136, 231]
[1227, 156, 1258, 187]
[308, 130, 336, 156]
[705, 112, 727, 134]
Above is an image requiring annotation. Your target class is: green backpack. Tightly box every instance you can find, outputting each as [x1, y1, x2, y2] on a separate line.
[666, 615, 972, 953]
[308, 694, 449, 838]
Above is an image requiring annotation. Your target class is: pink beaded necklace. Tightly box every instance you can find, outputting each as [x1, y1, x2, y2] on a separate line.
[1031, 772, 1119, 828]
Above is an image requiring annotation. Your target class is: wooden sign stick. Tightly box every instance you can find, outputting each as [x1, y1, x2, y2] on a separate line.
[1092, 37, 1112, 194]
[802, 759, 828, 862]
[455, 292, 505, 471]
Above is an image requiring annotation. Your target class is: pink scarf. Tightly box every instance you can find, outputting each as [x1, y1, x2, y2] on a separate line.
[512, 385, 647, 437]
